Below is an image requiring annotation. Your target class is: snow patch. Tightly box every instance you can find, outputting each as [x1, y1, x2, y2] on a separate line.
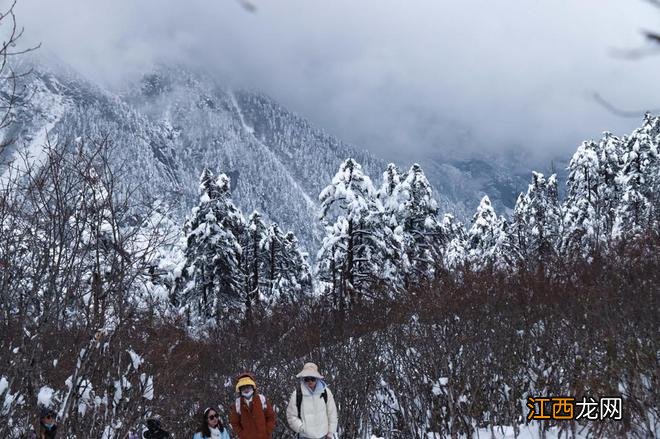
[0, 377, 8, 396]
[128, 349, 144, 370]
[230, 91, 317, 213]
[37, 386, 54, 407]
[1, 77, 68, 186]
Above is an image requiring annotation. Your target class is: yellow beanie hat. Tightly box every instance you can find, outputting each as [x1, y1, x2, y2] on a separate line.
[235, 376, 256, 392]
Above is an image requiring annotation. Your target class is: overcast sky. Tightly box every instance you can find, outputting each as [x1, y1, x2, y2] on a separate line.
[14, 0, 660, 164]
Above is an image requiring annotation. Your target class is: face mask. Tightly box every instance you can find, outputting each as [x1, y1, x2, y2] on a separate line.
[241, 389, 254, 399]
[44, 422, 55, 430]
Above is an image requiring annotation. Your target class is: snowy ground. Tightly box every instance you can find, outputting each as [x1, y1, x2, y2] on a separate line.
[368, 425, 590, 439]
[470, 425, 586, 438]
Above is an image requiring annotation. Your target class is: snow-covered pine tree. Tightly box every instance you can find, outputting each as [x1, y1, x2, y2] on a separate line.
[561, 140, 604, 259]
[242, 211, 268, 317]
[280, 231, 312, 302]
[440, 213, 468, 271]
[512, 172, 562, 269]
[175, 168, 246, 324]
[396, 164, 443, 284]
[467, 196, 512, 271]
[377, 163, 404, 239]
[612, 114, 660, 240]
[512, 191, 530, 262]
[376, 163, 409, 284]
[259, 224, 311, 305]
[317, 158, 393, 308]
[379, 163, 403, 201]
[546, 174, 562, 252]
[597, 131, 624, 236]
[262, 223, 286, 305]
[316, 218, 347, 308]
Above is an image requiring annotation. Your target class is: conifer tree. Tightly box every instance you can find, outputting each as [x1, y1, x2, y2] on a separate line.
[397, 164, 443, 283]
[440, 213, 468, 271]
[279, 231, 313, 302]
[242, 211, 268, 317]
[317, 159, 392, 307]
[379, 163, 403, 201]
[376, 163, 409, 284]
[175, 169, 246, 324]
[467, 196, 512, 271]
[562, 141, 603, 258]
[612, 114, 659, 239]
[597, 132, 624, 236]
[513, 172, 562, 268]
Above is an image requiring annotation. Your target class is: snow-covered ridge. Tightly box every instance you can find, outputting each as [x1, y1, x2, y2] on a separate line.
[1, 74, 69, 185]
[1, 59, 562, 250]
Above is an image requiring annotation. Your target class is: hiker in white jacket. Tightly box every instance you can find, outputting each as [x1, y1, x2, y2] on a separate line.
[286, 363, 338, 439]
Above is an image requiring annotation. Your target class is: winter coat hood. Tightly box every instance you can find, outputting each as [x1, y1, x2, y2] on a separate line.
[302, 378, 327, 395]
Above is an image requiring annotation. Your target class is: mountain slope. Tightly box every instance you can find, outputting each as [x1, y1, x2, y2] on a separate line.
[1, 59, 554, 250]
[2, 62, 390, 248]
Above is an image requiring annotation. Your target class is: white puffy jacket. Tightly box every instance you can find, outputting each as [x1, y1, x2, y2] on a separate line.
[286, 382, 338, 439]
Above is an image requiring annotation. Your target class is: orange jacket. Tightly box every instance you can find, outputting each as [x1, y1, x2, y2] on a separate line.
[229, 393, 276, 439]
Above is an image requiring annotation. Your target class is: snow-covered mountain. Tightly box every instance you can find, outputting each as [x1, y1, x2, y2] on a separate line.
[1, 58, 549, 249]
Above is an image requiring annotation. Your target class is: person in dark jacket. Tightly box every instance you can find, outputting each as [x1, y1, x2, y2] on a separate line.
[143, 418, 171, 439]
[27, 405, 58, 439]
[229, 372, 276, 439]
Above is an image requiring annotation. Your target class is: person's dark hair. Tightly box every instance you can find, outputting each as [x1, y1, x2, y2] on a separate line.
[198, 406, 225, 437]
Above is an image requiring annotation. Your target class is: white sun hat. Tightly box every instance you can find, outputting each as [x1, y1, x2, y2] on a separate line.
[295, 362, 324, 379]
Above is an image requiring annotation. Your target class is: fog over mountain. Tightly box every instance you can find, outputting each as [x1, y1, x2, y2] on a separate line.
[15, 0, 660, 166]
[4, 58, 531, 249]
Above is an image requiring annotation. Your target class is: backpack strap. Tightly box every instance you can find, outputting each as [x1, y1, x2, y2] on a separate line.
[321, 389, 328, 404]
[236, 395, 267, 415]
[296, 387, 303, 418]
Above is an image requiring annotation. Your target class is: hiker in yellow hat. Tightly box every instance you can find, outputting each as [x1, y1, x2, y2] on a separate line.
[229, 372, 276, 439]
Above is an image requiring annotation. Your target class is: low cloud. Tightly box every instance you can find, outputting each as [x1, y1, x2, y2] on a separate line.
[15, 0, 660, 164]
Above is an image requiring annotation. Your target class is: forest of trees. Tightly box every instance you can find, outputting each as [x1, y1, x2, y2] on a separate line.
[0, 109, 658, 437]
[0, 1, 657, 435]
[166, 113, 659, 324]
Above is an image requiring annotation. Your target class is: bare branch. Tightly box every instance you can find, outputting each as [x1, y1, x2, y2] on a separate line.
[0, 0, 41, 156]
[591, 92, 660, 118]
[644, 30, 660, 44]
[236, 0, 257, 12]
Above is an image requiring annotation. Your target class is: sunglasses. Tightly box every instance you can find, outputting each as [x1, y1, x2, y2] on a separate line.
[207, 414, 218, 420]
[44, 414, 55, 420]
[303, 377, 317, 383]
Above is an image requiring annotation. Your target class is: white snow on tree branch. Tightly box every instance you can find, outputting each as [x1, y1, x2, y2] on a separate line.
[128, 349, 144, 370]
[37, 386, 54, 407]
